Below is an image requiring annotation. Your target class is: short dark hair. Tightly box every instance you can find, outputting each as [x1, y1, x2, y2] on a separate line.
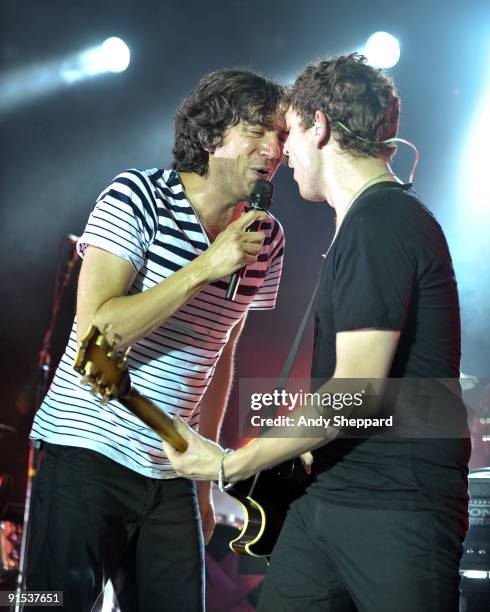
[172, 69, 286, 176]
[290, 53, 400, 158]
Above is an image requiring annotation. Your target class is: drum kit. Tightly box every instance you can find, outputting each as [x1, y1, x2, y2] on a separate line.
[1, 377, 489, 611]
[0, 425, 21, 594]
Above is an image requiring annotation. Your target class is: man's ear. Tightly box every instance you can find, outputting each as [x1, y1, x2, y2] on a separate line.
[313, 110, 330, 149]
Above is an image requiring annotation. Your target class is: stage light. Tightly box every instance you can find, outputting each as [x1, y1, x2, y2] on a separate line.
[364, 32, 400, 69]
[461, 570, 489, 579]
[96, 37, 131, 74]
[0, 37, 131, 113]
[62, 37, 131, 83]
[450, 49, 490, 339]
[463, 92, 490, 211]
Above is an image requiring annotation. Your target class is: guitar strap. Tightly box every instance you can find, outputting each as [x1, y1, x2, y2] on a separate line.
[275, 226, 339, 392]
[275, 266, 322, 392]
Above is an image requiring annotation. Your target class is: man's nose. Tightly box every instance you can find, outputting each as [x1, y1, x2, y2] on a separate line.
[260, 136, 282, 160]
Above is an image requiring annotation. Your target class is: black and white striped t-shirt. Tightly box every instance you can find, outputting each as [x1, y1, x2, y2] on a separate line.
[30, 168, 284, 478]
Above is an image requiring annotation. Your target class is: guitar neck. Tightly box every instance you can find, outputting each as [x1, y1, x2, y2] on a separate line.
[119, 388, 188, 453]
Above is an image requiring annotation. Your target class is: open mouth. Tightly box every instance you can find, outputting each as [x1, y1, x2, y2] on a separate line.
[251, 168, 270, 179]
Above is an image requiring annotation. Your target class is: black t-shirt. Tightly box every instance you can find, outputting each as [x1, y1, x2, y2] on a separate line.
[310, 182, 470, 524]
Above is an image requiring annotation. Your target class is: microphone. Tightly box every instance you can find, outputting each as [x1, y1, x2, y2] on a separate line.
[225, 179, 274, 301]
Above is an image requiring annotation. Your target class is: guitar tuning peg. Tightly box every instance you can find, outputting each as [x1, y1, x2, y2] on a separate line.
[118, 345, 131, 367]
[95, 335, 107, 349]
[94, 323, 111, 349]
[86, 363, 100, 379]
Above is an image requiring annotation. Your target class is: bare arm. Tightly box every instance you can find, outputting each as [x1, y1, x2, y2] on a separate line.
[163, 328, 401, 482]
[198, 314, 247, 442]
[224, 328, 400, 479]
[195, 314, 246, 542]
[77, 246, 203, 346]
[76, 210, 267, 348]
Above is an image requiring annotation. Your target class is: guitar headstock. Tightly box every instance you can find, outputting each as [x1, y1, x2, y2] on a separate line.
[73, 324, 130, 403]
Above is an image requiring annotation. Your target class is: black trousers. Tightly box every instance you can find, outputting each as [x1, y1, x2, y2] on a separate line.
[258, 493, 464, 612]
[26, 443, 204, 612]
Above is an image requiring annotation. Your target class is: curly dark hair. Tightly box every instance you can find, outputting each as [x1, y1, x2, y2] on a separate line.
[290, 53, 400, 158]
[172, 69, 286, 176]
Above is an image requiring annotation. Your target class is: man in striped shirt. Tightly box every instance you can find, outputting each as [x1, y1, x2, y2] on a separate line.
[27, 69, 287, 611]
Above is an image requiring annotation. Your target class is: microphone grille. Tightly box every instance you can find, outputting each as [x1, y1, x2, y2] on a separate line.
[252, 179, 274, 200]
[249, 179, 274, 211]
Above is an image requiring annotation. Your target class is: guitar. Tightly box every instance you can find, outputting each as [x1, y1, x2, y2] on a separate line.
[225, 458, 311, 558]
[73, 324, 310, 558]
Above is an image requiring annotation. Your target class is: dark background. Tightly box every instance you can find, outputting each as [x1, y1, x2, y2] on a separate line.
[2, 0, 490, 509]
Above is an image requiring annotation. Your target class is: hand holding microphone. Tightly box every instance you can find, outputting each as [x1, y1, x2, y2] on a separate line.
[198, 209, 267, 283]
[225, 179, 274, 301]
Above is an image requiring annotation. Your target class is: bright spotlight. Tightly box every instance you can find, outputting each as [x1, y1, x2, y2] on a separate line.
[0, 37, 131, 113]
[100, 37, 131, 73]
[462, 90, 490, 210]
[63, 37, 130, 82]
[364, 32, 400, 69]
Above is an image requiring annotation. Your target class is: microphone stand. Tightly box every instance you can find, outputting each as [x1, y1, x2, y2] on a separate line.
[14, 237, 79, 611]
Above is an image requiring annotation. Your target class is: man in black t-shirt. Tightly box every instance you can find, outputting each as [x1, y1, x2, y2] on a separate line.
[164, 54, 470, 612]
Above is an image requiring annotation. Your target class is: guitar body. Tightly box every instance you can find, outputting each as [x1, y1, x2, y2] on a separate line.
[226, 459, 312, 558]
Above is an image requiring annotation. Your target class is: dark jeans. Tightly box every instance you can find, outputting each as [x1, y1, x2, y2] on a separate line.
[26, 443, 204, 612]
[258, 493, 464, 612]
